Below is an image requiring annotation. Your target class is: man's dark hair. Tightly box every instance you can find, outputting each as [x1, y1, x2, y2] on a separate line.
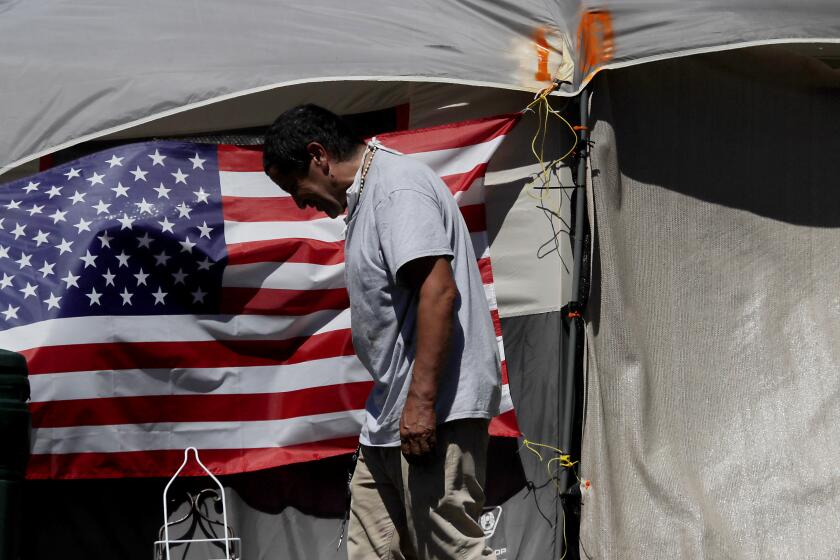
[263, 104, 362, 176]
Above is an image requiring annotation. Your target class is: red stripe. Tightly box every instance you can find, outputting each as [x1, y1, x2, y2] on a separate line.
[22, 329, 354, 375]
[223, 196, 329, 222]
[489, 409, 520, 437]
[26, 437, 362, 479]
[227, 239, 345, 266]
[30, 381, 373, 428]
[377, 113, 521, 154]
[217, 114, 520, 172]
[460, 204, 486, 233]
[500, 359, 510, 385]
[220, 287, 349, 315]
[478, 257, 494, 285]
[443, 163, 487, 195]
[490, 309, 502, 338]
[218, 145, 264, 172]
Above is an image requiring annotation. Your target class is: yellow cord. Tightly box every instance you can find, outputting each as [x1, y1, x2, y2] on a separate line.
[522, 89, 579, 215]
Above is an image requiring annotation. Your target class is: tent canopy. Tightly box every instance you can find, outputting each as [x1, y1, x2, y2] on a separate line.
[2, 0, 839, 174]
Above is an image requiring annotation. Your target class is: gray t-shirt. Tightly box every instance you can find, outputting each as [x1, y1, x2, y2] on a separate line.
[344, 147, 502, 447]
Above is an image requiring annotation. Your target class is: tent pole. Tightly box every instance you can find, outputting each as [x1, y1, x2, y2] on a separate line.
[559, 88, 590, 499]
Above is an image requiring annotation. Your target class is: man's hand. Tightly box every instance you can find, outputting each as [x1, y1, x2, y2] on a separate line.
[400, 393, 437, 461]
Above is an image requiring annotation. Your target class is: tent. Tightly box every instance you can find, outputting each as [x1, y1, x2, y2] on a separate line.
[2, 2, 840, 558]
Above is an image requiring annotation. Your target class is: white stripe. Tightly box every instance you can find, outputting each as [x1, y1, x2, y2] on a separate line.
[220, 171, 290, 198]
[406, 136, 504, 178]
[224, 218, 345, 244]
[223, 261, 345, 290]
[29, 355, 370, 403]
[499, 384, 514, 414]
[0, 310, 351, 352]
[453, 177, 485, 208]
[31, 410, 366, 454]
[497, 338, 506, 363]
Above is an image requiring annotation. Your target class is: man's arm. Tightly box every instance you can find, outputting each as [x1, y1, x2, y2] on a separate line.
[399, 255, 457, 459]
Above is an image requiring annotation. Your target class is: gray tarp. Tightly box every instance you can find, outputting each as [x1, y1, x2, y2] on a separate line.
[3, 0, 840, 174]
[582, 50, 840, 558]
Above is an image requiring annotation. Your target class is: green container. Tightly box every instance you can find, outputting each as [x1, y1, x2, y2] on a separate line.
[0, 350, 30, 560]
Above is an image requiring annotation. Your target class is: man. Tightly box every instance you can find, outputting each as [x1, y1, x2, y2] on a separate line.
[263, 104, 501, 559]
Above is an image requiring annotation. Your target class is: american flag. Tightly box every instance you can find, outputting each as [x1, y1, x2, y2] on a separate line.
[0, 114, 520, 479]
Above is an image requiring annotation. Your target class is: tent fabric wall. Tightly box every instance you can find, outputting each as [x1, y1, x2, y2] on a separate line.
[21, 312, 571, 560]
[581, 50, 840, 559]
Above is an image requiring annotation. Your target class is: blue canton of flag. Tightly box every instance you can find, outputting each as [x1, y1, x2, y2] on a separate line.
[0, 142, 225, 328]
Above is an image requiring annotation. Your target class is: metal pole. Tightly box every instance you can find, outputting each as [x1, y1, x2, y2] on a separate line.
[559, 88, 590, 495]
[0, 350, 30, 560]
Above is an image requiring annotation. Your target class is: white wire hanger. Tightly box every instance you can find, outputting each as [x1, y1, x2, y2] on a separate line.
[154, 447, 241, 560]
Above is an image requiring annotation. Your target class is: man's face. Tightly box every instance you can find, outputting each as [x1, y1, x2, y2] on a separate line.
[267, 161, 346, 219]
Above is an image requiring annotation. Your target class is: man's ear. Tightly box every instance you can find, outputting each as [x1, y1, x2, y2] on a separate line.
[306, 142, 330, 175]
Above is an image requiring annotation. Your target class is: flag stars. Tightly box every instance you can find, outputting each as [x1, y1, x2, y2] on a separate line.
[19, 282, 37, 299]
[23, 181, 40, 193]
[172, 268, 188, 285]
[153, 183, 171, 199]
[179, 236, 196, 254]
[120, 287, 134, 306]
[64, 168, 81, 180]
[27, 203, 44, 216]
[197, 221, 213, 239]
[80, 250, 98, 268]
[62, 271, 80, 289]
[102, 268, 116, 286]
[137, 232, 154, 249]
[55, 238, 73, 255]
[134, 268, 149, 286]
[158, 217, 175, 233]
[86, 287, 103, 306]
[171, 168, 189, 184]
[74, 217, 92, 233]
[135, 198, 155, 215]
[43, 293, 62, 311]
[175, 202, 192, 219]
[152, 287, 167, 305]
[106, 154, 124, 168]
[189, 153, 206, 170]
[86, 171, 105, 186]
[11, 223, 26, 240]
[92, 200, 111, 215]
[1, 305, 19, 321]
[115, 251, 131, 268]
[149, 149, 167, 166]
[197, 257, 213, 271]
[38, 261, 55, 278]
[117, 213, 135, 230]
[46, 185, 63, 199]
[130, 166, 149, 182]
[15, 252, 32, 269]
[68, 190, 86, 205]
[154, 250, 170, 267]
[6, 200, 21, 210]
[192, 287, 207, 304]
[49, 209, 68, 224]
[112, 182, 130, 198]
[193, 187, 210, 204]
[0, 273, 14, 289]
[0, 246, 8, 260]
[32, 230, 50, 247]
[97, 231, 113, 249]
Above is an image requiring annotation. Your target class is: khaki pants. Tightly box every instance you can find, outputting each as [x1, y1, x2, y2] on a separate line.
[347, 419, 496, 560]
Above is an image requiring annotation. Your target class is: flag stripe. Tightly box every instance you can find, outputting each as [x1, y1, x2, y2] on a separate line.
[0, 311, 351, 353]
[220, 286, 350, 315]
[227, 238, 345, 266]
[372, 114, 521, 155]
[223, 261, 345, 291]
[223, 196, 323, 222]
[28, 356, 371, 403]
[224, 219, 346, 245]
[31, 381, 374, 428]
[22, 329, 354, 375]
